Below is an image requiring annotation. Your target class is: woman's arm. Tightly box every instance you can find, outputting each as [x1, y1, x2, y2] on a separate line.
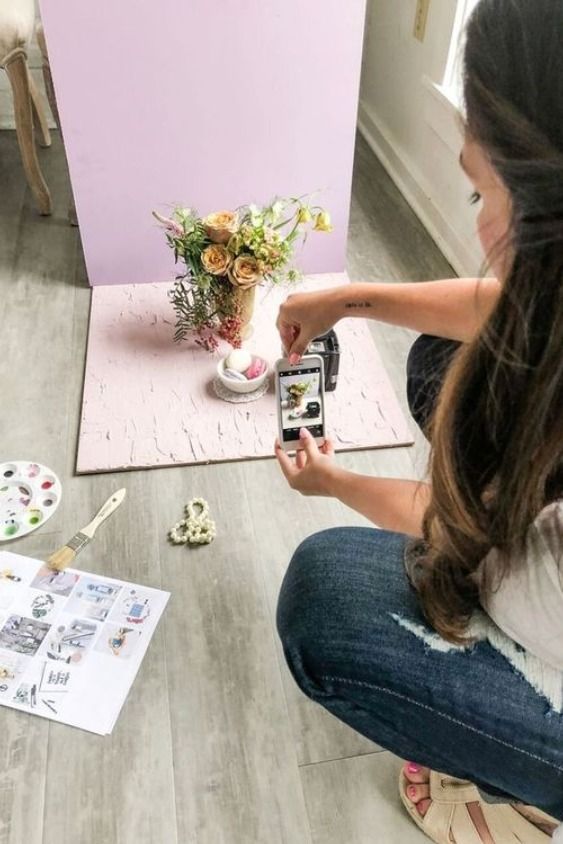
[335, 278, 500, 340]
[275, 430, 430, 537]
[278, 277, 501, 360]
[327, 469, 430, 537]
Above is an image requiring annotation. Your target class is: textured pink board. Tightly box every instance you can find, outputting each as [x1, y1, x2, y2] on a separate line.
[77, 274, 413, 473]
[39, 0, 366, 286]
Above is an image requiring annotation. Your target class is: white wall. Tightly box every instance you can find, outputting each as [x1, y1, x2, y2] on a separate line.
[358, 0, 483, 277]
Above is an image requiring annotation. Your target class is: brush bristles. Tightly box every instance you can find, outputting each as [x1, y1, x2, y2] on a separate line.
[46, 545, 76, 572]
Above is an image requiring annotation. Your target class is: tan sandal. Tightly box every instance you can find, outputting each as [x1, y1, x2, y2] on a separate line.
[399, 768, 552, 843]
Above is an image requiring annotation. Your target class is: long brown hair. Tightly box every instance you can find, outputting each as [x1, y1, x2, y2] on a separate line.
[418, 0, 563, 643]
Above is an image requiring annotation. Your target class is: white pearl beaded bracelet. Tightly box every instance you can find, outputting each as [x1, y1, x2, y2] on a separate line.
[168, 498, 216, 546]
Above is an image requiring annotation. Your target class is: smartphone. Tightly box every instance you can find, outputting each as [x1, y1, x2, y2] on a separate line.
[275, 355, 326, 451]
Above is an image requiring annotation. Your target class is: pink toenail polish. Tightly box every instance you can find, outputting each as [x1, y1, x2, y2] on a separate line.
[407, 763, 420, 774]
[408, 786, 417, 798]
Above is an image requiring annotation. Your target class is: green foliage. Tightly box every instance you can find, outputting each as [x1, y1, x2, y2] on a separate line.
[287, 380, 311, 397]
[168, 275, 236, 343]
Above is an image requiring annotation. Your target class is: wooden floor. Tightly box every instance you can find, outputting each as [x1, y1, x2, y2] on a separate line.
[0, 129, 453, 844]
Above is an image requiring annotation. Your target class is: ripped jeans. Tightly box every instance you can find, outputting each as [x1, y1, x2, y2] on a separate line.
[276, 336, 563, 820]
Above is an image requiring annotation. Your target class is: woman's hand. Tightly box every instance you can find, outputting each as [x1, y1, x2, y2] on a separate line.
[276, 288, 343, 363]
[275, 428, 338, 496]
[275, 428, 430, 535]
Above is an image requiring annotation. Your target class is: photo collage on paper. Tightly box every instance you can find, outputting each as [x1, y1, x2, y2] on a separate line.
[0, 551, 164, 731]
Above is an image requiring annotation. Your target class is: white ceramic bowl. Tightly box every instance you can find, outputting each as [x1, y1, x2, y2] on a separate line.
[217, 355, 269, 394]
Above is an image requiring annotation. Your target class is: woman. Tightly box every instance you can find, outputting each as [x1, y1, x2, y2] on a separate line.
[274, 1, 563, 841]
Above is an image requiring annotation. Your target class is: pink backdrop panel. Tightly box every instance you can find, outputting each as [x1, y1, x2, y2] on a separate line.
[76, 274, 413, 473]
[39, 1, 366, 286]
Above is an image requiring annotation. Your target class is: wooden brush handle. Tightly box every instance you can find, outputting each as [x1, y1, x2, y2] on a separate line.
[81, 488, 127, 538]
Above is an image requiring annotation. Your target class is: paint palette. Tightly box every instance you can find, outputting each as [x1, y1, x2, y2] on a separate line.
[0, 462, 62, 542]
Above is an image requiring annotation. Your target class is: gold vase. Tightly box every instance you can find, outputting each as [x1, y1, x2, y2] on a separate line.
[289, 395, 305, 410]
[234, 284, 257, 340]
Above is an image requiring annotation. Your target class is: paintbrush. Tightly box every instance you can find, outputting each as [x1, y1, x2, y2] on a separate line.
[47, 488, 127, 571]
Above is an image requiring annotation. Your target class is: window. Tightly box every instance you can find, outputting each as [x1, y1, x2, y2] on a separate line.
[422, 0, 480, 154]
[441, 0, 480, 107]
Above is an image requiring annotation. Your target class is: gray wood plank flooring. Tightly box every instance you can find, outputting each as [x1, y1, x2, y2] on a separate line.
[0, 128, 454, 843]
[155, 462, 311, 844]
[300, 753, 427, 843]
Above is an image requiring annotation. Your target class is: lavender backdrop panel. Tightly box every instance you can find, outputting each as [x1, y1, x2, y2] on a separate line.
[39, 1, 366, 286]
[77, 274, 413, 473]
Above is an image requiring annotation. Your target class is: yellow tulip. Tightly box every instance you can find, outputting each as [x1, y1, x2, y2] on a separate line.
[313, 211, 333, 232]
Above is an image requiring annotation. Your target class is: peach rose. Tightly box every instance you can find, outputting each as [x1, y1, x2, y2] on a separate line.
[203, 211, 238, 244]
[228, 256, 262, 290]
[201, 244, 232, 276]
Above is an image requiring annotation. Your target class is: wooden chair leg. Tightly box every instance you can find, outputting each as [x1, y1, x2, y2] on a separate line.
[41, 56, 78, 226]
[28, 70, 51, 148]
[4, 50, 52, 216]
[41, 60, 60, 128]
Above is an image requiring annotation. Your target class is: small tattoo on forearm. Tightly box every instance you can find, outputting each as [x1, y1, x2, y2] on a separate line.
[345, 301, 372, 309]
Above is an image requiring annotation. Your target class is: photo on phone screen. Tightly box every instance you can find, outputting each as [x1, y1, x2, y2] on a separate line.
[277, 364, 325, 443]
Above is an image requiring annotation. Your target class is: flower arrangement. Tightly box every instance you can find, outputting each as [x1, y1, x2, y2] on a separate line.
[153, 198, 332, 351]
[286, 381, 311, 408]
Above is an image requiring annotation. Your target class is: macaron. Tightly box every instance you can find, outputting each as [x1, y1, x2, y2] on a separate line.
[245, 358, 267, 380]
[225, 349, 252, 373]
[223, 368, 247, 382]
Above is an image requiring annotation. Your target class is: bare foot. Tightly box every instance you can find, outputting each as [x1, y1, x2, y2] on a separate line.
[403, 763, 557, 841]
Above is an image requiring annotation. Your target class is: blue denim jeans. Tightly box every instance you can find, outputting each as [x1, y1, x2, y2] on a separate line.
[276, 527, 563, 820]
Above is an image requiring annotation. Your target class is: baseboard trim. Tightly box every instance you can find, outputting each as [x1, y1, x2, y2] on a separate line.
[357, 100, 481, 278]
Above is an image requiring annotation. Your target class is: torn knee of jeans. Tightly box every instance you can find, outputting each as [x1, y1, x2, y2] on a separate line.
[390, 611, 563, 715]
[390, 612, 471, 654]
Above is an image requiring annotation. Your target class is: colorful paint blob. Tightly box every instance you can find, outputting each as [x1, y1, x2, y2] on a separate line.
[4, 525, 18, 537]
[41, 481, 53, 490]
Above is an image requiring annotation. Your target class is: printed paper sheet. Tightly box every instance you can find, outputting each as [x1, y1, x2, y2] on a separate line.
[0, 551, 169, 735]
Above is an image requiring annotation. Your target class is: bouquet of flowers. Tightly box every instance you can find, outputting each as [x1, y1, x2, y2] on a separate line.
[286, 381, 311, 408]
[153, 197, 332, 351]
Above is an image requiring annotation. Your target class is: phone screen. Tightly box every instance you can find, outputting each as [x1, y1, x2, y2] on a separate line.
[278, 365, 325, 443]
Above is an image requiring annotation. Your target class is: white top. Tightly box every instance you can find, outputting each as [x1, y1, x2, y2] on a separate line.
[480, 501, 563, 671]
